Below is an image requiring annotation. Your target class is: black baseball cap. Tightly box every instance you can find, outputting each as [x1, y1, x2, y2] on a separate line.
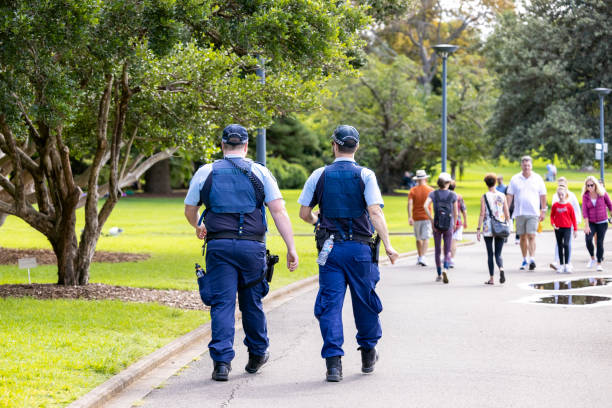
[221, 124, 248, 145]
[332, 125, 359, 147]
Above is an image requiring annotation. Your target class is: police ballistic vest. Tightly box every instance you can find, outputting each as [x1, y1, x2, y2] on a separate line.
[199, 158, 266, 238]
[311, 161, 373, 239]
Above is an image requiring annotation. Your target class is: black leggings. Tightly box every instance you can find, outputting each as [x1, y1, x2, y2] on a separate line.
[585, 222, 608, 262]
[554, 228, 571, 264]
[484, 236, 504, 276]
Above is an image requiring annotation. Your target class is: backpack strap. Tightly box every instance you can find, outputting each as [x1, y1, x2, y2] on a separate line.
[483, 193, 501, 222]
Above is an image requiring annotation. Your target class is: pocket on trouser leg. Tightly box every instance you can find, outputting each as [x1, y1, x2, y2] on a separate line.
[260, 279, 270, 298]
[197, 274, 212, 306]
[314, 290, 331, 320]
[368, 289, 383, 314]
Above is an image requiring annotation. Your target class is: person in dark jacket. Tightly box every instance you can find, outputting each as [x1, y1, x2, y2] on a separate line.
[298, 125, 398, 382]
[184, 124, 298, 381]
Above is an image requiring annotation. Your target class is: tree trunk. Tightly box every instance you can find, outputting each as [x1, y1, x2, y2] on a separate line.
[51, 215, 79, 285]
[144, 158, 171, 194]
[450, 161, 457, 180]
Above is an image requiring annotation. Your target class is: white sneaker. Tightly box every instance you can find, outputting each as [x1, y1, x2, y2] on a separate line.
[564, 264, 573, 273]
[559, 265, 567, 273]
[420, 258, 428, 266]
[596, 264, 603, 272]
[416, 256, 422, 266]
[587, 259, 596, 268]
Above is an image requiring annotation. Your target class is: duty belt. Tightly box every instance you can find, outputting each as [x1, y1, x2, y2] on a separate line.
[205, 231, 265, 243]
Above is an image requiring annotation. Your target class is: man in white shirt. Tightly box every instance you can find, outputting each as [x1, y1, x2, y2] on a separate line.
[507, 156, 547, 270]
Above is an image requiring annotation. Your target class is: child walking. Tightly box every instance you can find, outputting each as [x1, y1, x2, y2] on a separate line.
[550, 186, 578, 273]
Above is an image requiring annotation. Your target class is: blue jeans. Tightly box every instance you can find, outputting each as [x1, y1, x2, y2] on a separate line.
[201, 239, 269, 363]
[315, 241, 383, 358]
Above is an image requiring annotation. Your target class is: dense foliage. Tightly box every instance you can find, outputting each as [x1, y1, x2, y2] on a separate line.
[486, 0, 612, 165]
[0, 0, 369, 284]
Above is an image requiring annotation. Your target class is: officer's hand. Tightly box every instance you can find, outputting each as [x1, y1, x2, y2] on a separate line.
[287, 249, 299, 271]
[196, 225, 207, 240]
[385, 246, 399, 264]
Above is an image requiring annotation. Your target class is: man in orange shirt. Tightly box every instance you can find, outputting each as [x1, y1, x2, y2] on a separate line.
[408, 170, 434, 266]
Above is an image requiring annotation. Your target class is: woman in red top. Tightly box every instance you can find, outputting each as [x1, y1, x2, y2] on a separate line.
[551, 186, 577, 273]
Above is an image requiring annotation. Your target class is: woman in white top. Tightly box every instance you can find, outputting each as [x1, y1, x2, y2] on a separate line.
[477, 173, 511, 285]
[550, 177, 582, 272]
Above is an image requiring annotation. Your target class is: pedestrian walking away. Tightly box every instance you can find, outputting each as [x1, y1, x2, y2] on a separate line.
[477, 173, 510, 285]
[496, 175, 507, 194]
[184, 124, 299, 382]
[408, 169, 434, 266]
[448, 180, 467, 268]
[298, 125, 399, 382]
[506, 156, 547, 271]
[581, 176, 612, 272]
[550, 177, 582, 272]
[423, 172, 458, 284]
[550, 186, 578, 274]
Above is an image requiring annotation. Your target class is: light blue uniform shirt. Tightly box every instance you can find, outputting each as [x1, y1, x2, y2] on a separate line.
[184, 154, 283, 207]
[298, 158, 384, 208]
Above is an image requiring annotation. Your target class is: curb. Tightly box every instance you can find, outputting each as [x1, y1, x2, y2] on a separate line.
[68, 241, 476, 407]
[67, 275, 319, 408]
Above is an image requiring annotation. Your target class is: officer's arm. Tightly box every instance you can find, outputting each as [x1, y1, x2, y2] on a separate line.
[184, 204, 206, 240]
[299, 205, 318, 225]
[367, 204, 399, 264]
[268, 198, 299, 271]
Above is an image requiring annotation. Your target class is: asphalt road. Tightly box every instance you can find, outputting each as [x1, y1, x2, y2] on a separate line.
[135, 232, 612, 408]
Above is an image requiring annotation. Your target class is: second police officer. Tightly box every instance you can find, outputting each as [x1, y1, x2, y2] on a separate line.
[184, 124, 298, 381]
[298, 125, 399, 382]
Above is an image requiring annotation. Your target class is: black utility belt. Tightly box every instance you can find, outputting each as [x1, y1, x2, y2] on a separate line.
[205, 232, 265, 243]
[318, 232, 373, 244]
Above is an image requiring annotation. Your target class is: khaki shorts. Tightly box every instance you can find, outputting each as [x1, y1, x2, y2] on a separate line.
[414, 220, 432, 240]
[516, 215, 539, 235]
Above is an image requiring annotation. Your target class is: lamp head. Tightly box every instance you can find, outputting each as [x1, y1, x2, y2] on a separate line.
[593, 88, 612, 96]
[433, 44, 459, 57]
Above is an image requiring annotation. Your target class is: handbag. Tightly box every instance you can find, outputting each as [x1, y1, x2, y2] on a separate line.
[483, 193, 510, 238]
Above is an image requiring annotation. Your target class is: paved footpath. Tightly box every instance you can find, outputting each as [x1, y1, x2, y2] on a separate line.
[118, 232, 612, 408]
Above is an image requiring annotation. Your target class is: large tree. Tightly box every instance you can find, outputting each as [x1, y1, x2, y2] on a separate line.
[0, 0, 368, 285]
[485, 0, 612, 164]
[374, 0, 513, 86]
[317, 56, 439, 193]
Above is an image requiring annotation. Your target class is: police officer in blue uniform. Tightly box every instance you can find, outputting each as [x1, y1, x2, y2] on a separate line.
[298, 125, 398, 382]
[184, 124, 298, 381]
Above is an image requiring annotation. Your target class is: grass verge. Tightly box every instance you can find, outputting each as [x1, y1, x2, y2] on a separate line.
[0, 297, 205, 408]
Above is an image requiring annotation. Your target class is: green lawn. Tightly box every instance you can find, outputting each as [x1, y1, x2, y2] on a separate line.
[0, 297, 205, 408]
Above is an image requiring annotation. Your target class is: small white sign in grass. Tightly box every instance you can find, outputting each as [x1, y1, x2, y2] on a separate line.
[18, 257, 37, 284]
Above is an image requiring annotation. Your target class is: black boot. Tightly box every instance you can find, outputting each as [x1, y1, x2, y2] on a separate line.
[245, 351, 269, 374]
[211, 361, 231, 381]
[325, 356, 342, 382]
[359, 347, 379, 373]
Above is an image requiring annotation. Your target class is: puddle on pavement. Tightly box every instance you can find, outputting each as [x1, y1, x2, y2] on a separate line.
[533, 295, 611, 305]
[529, 277, 612, 290]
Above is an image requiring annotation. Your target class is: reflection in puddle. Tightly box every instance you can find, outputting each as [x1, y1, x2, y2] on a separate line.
[530, 277, 612, 290]
[534, 295, 611, 305]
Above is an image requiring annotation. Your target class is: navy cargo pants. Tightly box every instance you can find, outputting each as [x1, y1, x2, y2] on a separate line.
[315, 240, 383, 358]
[199, 239, 269, 363]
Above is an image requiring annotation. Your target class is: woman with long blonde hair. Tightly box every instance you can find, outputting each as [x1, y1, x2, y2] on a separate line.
[581, 176, 612, 271]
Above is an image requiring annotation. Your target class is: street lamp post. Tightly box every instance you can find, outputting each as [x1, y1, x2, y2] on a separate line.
[432, 44, 459, 173]
[593, 87, 611, 184]
[255, 56, 266, 166]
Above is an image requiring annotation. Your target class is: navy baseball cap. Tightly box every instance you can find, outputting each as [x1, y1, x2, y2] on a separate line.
[332, 125, 359, 147]
[221, 124, 248, 145]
